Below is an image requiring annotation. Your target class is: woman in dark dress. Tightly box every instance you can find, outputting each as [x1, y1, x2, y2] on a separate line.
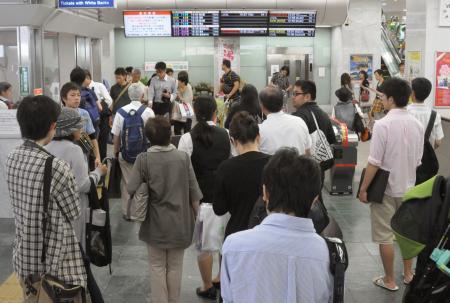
[214, 111, 270, 238]
[224, 84, 263, 129]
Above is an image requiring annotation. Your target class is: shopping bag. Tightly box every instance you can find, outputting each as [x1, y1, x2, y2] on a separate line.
[171, 101, 182, 121]
[193, 203, 230, 252]
[179, 102, 194, 119]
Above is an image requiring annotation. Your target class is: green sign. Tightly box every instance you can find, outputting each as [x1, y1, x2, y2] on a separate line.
[19, 66, 29, 96]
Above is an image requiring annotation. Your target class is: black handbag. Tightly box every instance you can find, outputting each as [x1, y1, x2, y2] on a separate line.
[86, 177, 112, 269]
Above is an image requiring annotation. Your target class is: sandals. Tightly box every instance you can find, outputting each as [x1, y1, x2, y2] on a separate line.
[372, 276, 399, 291]
[402, 273, 415, 285]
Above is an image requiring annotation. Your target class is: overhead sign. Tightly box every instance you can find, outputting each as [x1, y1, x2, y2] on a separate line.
[58, 0, 115, 8]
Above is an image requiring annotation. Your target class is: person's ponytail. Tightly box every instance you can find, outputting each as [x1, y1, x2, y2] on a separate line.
[191, 96, 217, 148]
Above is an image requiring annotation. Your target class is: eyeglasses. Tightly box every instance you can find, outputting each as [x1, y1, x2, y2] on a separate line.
[293, 92, 306, 97]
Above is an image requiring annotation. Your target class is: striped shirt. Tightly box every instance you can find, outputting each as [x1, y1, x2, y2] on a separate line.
[221, 213, 333, 303]
[6, 140, 87, 287]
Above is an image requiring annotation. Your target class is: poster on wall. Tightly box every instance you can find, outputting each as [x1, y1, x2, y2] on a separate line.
[439, 0, 450, 26]
[406, 51, 422, 81]
[349, 54, 373, 81]
[214, 37, 240, 94]
[435, 52, 450, 107]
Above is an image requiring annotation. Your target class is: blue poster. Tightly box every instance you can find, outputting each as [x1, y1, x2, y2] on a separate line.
[58, 0, 115, 8]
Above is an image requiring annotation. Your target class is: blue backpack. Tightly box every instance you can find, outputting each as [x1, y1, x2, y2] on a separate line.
[118, 106, 148, 164]
[81, 88, 100, 123]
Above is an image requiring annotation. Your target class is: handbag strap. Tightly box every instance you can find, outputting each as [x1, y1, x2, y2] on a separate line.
[425, 110, 437, 142]
[41, 156, 54, 263]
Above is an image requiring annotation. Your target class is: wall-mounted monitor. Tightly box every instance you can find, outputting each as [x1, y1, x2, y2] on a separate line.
[123, 11, 172, 37]
[268, 11, 316, 37]
[220, 10, 269, 36]
[172, 10, 220, 37]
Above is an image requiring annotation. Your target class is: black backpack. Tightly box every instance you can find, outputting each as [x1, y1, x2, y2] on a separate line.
[416, 111, 439, 185]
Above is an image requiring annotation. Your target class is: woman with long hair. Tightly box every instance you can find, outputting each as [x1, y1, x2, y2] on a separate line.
[178, 96, 232, 299]
[224, 84, 262, 129]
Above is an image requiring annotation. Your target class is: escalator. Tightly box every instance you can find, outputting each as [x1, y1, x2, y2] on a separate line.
[381, 25, 402, 77]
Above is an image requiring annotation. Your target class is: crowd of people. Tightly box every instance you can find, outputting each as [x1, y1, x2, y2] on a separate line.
[4, 59, 446, 303]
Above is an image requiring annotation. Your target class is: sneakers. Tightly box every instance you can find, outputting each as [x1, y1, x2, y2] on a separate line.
[196, 286, 217, 300]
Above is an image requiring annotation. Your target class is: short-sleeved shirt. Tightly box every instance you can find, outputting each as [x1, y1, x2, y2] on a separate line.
[222, 71, 240, 99]
[110, 83, 132, 114]
[259, 111, 312, 155]
[111, 101, 155, 138]
[407, 103, 445, 147]
[368, 108, 424, 197]
[77, 108, 95, 136]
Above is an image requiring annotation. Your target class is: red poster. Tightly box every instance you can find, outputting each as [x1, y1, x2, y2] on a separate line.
[435, 52, 450, 107]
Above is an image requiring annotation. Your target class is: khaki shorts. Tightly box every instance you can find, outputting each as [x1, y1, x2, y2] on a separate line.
[370, 195, 403, 244]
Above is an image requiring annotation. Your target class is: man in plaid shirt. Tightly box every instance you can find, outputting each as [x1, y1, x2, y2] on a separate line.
[6, 96, 87, 302]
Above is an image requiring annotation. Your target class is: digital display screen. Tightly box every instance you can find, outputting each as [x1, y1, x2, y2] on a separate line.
[124, 11, 172, 37]
[172, 11, 220, 37]
[269, 11, 317, 37]
[220, 11, 269, 36]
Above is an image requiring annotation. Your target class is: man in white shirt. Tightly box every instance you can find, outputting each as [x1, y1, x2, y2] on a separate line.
[407, 77, 444, 149]
[112, 83, 155, 220]
[85, 70, 113, 108]
[131, 68, 149, 105]
[258, 86, 311, 156]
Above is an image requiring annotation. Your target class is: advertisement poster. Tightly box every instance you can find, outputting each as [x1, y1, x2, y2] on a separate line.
[349, 54, 373, 81]
[407, 51, 422, 81]
[435, 52, 450, 107]
[440, 0, 450, 26]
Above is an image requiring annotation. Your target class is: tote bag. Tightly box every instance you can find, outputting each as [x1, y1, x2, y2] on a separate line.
[310, 111, 334, 165]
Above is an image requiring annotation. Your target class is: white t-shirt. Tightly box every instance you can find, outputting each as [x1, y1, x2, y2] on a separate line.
[407, 103, 444, 147]
[89, 81, 113, 107]
[111, 101, 155, 137]
[259, 111, 312, 155]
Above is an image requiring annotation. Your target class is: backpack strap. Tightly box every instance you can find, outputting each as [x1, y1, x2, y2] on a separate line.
[41, 156, 54, 263]
[323, 237, 348, 303]
[425, 110, 437, 142]
[117, 107, 127, 118]
[136, 105, 146, 117]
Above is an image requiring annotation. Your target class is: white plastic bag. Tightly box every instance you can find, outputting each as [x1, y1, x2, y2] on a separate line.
[193, 203, 230, 252]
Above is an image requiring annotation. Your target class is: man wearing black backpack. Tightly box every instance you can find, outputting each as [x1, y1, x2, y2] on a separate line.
[112, 83, 155, 220]
[407, 77, 444, 184]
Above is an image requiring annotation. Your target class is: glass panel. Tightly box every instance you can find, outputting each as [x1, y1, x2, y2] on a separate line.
[43, 31, 60, 102]
[0, 27, 19, 103]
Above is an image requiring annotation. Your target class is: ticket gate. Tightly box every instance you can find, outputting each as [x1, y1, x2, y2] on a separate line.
[325, 119, 359, 195]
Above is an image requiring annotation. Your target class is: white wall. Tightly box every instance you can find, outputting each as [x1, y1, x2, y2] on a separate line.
[330, 0, 382, 107]
[406, 0, 450, 119]
[58, 33, 76, 85]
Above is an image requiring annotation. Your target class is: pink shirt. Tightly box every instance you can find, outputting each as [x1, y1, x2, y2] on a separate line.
[368, 108, 424, 197]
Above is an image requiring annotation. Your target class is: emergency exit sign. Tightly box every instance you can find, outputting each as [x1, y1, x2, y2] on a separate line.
[58, 0, 115, 8]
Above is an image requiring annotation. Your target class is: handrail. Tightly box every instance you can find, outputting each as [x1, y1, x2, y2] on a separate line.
[381, 26, 402, 64]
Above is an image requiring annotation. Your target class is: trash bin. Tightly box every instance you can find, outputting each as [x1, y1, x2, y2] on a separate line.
[325, 119, 358, 195]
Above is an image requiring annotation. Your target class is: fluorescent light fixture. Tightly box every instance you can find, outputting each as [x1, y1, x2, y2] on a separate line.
[0, 45, 4, 58]
[316, 25, 331, 28]
[382, 2, 387, 6]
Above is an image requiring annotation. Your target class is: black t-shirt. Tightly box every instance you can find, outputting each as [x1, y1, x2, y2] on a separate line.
[292, 102, 336, 145]
[110, 83, 131, 114]
[222, 71, 241, 99]
[213, 151, 270, 238]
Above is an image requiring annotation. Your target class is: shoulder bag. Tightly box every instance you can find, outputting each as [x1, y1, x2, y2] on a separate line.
[127, 153, 149, 222]
[310, 111, 334, 167]
[24, 157, 89, 303]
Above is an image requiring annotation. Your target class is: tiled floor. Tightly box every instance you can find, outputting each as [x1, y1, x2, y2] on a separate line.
[1, 121, 449, 302]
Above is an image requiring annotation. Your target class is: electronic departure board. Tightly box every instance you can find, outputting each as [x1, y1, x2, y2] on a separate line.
[220, 11, 268, 36]
[172, 11, 220, 37]
[124, 11, 172, 37]
[269, 11, 317, 37]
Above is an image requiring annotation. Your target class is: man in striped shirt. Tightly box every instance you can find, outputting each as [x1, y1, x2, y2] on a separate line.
[221, 148, 333, 303]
